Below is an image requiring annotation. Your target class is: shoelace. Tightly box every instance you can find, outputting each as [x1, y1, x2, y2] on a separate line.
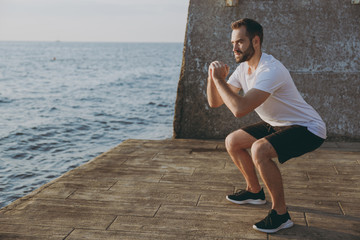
[259, 210, 277, 227]
[234, 189, 247, 196]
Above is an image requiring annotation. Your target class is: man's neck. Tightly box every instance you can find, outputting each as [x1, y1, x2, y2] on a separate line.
[247, 51, 262, 74]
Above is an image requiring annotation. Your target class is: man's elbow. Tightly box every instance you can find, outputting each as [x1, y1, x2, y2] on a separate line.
[208, 101, 222, 108]
[209, 103, 219, 108]
[233, 111, 244, 118]
[233, 109, 248, 118]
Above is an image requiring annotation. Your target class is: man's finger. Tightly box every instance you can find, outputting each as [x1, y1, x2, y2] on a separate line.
[214, 62, 224, 68]
[210, 62, 218, 69]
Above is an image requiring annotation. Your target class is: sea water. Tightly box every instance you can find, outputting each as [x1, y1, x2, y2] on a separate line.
[0, 41, 183, 208]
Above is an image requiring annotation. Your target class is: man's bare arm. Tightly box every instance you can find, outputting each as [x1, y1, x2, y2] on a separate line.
[207, 64, 240, 108]
[207, 77, 240, 108]
[210, 61, 270, 117]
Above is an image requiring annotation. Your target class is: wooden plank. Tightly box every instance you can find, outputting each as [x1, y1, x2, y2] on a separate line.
[0, 223, 72, 239]
[0, 211, 115, 230]
[4, 198, 160, 218]
[0, 233, 65, 240]
[305, 212, 360, 238]
[69, 188, 199, 206]
[66, 228, 252, 240]
[154, 204, 304, 221]
[108, 215, 268, 239]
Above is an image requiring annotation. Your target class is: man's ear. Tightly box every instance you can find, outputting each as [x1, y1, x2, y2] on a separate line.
[252, 35, 260, 48]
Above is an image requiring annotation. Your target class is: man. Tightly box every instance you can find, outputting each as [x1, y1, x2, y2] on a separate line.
[207, 18, 326, 233]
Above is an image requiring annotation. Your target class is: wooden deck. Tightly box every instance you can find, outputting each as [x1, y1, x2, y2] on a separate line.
[0, 139, 359, 239]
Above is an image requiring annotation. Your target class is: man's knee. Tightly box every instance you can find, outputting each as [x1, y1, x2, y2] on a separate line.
[251, 139, 276, 166]
[225, 133, 238, 153]
[225, 130, 254, 153]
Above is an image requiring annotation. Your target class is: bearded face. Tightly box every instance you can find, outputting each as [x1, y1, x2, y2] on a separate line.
[234, 40, 255, 63]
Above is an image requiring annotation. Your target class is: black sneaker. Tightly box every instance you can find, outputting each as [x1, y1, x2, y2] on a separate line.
[253, 209, 294, 233]
[226, 188, 266, 205]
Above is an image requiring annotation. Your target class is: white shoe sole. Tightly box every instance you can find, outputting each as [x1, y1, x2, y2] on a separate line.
[226, 196, 266, 205]
[253, 219, 294, 233]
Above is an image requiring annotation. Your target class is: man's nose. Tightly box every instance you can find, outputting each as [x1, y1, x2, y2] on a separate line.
[233, 44, 238, 52]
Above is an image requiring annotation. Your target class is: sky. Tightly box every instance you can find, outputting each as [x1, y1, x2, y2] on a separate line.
[0, 0, 189, 42]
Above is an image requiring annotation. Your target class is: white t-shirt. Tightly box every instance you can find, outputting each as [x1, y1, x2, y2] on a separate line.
[227, 53, 326, 139]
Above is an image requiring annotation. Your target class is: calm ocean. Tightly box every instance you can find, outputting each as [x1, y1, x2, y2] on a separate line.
[0, 41, 183, 208]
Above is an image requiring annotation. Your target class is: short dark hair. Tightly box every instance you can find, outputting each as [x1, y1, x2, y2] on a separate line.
[231, 18, 263, 46]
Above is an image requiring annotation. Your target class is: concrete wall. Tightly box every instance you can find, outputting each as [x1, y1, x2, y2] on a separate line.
[173, 0, 360, 141]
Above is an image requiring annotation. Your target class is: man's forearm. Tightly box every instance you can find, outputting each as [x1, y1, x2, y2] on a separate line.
[207, 77, 224, 108]
[212, 77, 245, 117]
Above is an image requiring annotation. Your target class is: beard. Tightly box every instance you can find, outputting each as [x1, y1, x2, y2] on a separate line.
[234, 42, 255, 63]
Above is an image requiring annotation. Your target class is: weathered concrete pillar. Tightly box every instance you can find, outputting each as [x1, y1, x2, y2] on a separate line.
[174, 0, 360, 141]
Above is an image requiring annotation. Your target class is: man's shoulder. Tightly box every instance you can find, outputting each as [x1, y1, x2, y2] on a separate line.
[258, 53, 288, 74]
[259, 53, 279, 67]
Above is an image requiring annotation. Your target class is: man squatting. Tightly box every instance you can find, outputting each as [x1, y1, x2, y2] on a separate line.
[207, 18, 326, 233]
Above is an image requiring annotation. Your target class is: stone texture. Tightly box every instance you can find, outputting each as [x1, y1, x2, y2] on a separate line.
[173, 0, 360, 140]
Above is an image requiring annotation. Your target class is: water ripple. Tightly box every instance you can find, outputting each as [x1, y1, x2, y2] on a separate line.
[0, 42, 182, 208]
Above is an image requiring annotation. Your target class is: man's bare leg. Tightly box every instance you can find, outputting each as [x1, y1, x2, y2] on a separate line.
[251, 138, 287, 214]
[226, 130, 287, 213]
[225, 129, 261, 193]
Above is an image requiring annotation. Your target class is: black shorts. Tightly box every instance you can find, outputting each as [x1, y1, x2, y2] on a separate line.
[242, 121, 325, 164]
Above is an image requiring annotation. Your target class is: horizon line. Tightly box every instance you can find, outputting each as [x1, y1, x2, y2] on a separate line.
[0, 40, 184, 44]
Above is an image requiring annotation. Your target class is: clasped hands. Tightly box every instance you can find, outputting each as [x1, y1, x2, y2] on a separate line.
[208, 61, 230, 82]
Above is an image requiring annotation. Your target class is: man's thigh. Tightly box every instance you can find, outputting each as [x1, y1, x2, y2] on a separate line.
[226, 129, 257, 150]
[241, 121, 276, 140]
[226, 121, 273, 150]
[265, 125, 325, 164]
